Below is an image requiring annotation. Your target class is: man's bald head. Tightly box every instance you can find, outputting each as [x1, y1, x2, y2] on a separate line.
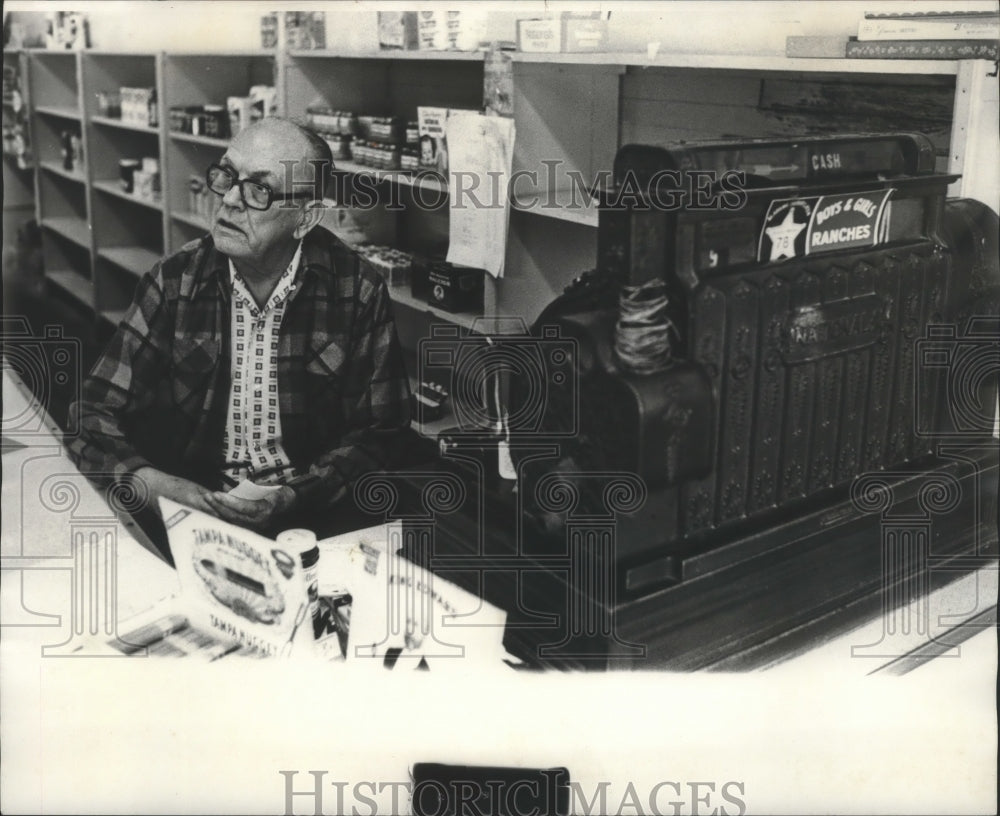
[211, 117, 331, 272]
[230, 117, 333, 201]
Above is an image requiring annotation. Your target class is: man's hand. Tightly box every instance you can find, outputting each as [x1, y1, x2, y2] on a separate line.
[133, 466, 215, 516]
[203, 486, 296, 528]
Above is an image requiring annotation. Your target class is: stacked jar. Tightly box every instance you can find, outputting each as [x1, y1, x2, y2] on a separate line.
[308, 106, 355, 162]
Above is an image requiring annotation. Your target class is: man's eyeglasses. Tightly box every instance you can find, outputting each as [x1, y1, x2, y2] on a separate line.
[205, 163, 317, 211]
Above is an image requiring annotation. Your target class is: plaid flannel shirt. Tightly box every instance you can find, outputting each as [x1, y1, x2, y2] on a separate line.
[67, 226, 412, 510]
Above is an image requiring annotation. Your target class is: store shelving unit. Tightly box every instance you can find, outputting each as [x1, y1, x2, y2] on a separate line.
[16, 40, 997, 391]
[83, 52, 165, 320]
[27, 50, 93, 313]
[162, 53, 276, 253]
[281, 48, 490, 366]
[20, 49, 278, 329]
[496, 50, 998, 326]
[3, 49, 34, 251]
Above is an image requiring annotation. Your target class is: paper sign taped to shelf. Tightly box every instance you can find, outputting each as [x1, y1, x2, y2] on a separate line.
[445, 111, 515, 279]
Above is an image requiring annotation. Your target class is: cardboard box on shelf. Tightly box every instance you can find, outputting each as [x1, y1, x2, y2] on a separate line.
[517, 12, 608, 53]
[416, 107, 478, 176]
[321, 204, 396, 250]
[516, 19, 562, 53]
[417, 106, 448, 174]
[45, 11, 89, 50]
[357, 244, 413, 288]
[417, 9, 486, 51]
[227, 96, 253, 137]
[120, 87, 157, 127]
[285, 11, 326, 50]
[260, 12, 279, 49]
[377, 11, 419, 50]
[563, 15, 608, 52]
[249, 85, 277, 122]
[132, 168, 160, 202]
[412, 258, 485, 314]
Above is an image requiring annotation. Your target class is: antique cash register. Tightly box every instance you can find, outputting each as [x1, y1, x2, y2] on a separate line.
[391, 133, 1000, 669]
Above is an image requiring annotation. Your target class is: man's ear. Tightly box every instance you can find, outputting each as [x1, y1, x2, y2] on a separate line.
[293, 200, 326, 239]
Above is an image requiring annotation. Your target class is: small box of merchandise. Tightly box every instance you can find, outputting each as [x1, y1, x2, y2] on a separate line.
[95, 90, 121, 118]
[410, 380, 450, 423]
[229, 86, 276, 136]
[350, 139, 400, 171]
[169, 106, 194, 133]
[416, 10, 485, 51]
[357, 244, 413, 288]
[320, 132, 352, 162]
[132, 157, 161, 202]
[417, 107, 448, 175]
[188, 174, 218, 223]
[377, 11, 419, 50]
[198, 105, 228, 138]
[121, 87, 157, 127]
[169, 105, 227, 138]
[285, 11, 326, 50]
[411, 257, 485, 314]
[307, 107, 356, 136]
[563, 14, 609, 51]
[364, 115, 404, 144]
[516, 18, 561, 53]
[260, 12, 279, 48]
[60, 129, 83, 172]
[517, 12, 608, 53]
[400, 120, 420, 171]
[45, 11, 88, 49]
[227, 96, 253, 138]
[416, 106, 477, 175]
[249, 85, 277, 121]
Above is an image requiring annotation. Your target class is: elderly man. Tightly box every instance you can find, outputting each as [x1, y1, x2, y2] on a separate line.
[68, 118, 412, 557]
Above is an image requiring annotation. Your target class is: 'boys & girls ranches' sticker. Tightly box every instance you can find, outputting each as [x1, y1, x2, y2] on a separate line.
[758, 189, 893, 263]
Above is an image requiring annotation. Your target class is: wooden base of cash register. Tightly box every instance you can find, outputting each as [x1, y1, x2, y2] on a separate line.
[394, 446, 997, 671]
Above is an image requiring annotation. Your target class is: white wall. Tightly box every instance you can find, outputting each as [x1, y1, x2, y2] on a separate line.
[602, 0, 1000, 55]
[7, 0, 999, 55]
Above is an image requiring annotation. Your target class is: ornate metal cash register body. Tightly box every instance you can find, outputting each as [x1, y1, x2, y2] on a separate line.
[395, 134, 999, 669]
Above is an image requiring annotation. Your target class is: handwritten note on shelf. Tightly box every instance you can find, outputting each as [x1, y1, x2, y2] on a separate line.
[445, 112, 516, 279]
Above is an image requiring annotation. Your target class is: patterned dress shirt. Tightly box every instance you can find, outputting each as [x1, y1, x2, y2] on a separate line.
[222, 243, 301, 485]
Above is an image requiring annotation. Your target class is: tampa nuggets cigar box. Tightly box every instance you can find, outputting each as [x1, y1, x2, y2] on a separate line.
[160, 498, 318, 658]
